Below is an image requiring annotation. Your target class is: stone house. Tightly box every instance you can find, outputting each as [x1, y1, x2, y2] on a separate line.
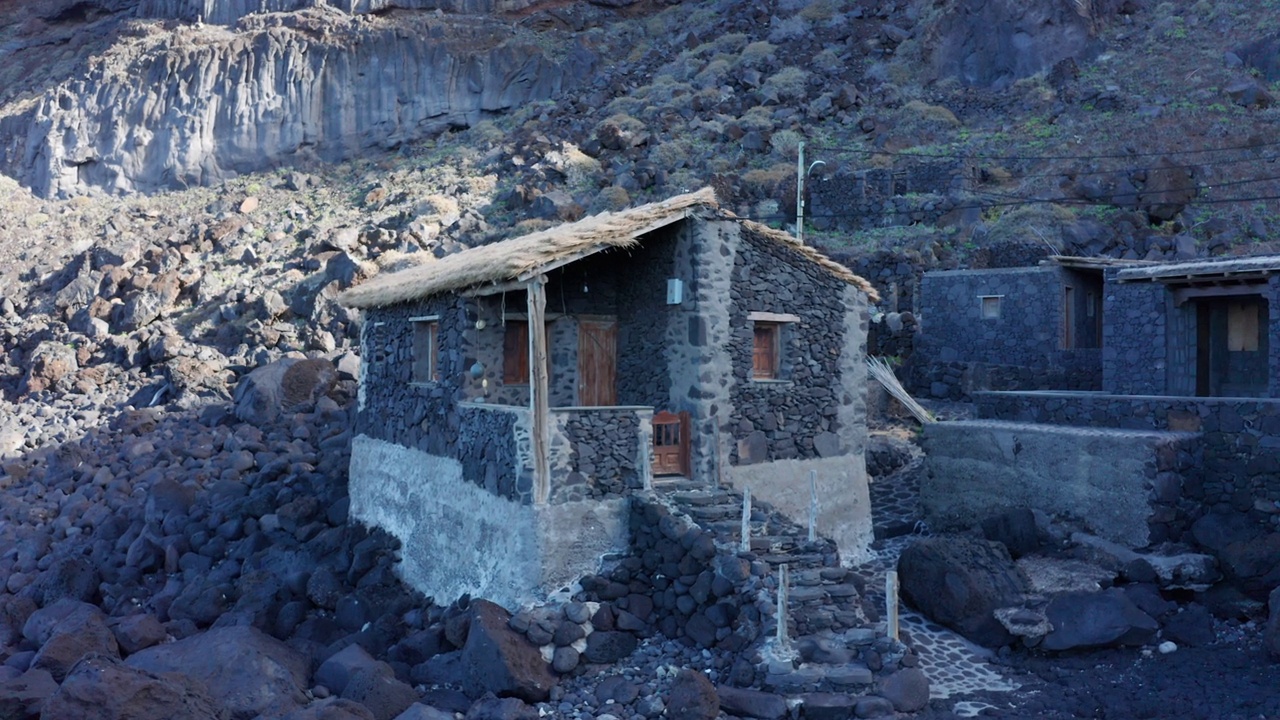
[921, 254, 1280, 578]
[917, 254, 1280, 399]
[338, 189, 879, 608]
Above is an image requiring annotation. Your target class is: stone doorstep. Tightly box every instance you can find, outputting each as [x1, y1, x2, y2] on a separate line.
[758, 553, 827, 567]
[668, 491, 730, 506]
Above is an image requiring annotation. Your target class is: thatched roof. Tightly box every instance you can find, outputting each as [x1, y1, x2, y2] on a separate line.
[338, 188, 877, 309]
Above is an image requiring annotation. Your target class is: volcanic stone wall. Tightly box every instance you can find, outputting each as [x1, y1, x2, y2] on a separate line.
[576, 497, 770, 652]
[914, 266, 1101, 398]
[974, 390, 1280, 543]
[357, 297, 526, 502]
[808, 161, 963, 233]
[557, 408, 644, 499]
[616, 226, 680, 410]
[1101, 272, 1167, 395]
[725, 227, 851, 463]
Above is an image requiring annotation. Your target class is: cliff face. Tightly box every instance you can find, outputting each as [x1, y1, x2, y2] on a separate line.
[135, 0, 537, 25]
[0, 9, 593, 197]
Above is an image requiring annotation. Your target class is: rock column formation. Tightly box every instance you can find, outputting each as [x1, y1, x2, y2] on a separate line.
[0, 11, 594, 197]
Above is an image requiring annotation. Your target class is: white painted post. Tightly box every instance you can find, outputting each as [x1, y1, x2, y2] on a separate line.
[776, 563, 789, 646]
[740, 486, 752, 554]
[807, 470, 818, 543]
[886, 570, 900, 641]
[796, 142, 805, 245]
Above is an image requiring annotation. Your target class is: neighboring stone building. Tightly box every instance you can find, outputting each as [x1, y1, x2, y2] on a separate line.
[917, 254, 1280, 399]
[921, 254, 1280, 592]
[914, 258, 1109, 398]
[338, 189, 879, 608]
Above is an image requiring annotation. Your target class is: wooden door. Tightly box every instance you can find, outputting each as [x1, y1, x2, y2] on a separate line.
[578, 319, 617, 406]
[652, 411, 690, 476]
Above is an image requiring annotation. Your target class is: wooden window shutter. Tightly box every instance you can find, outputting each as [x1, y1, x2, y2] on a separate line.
[753, 323, 778, 379]
[413, 321, 439, 382]
[503, 321, 530, 383]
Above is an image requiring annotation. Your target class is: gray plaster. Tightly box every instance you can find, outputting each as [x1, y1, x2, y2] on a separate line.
[921, 420, 1194, 548]
[727, 455, 874, 564]
[349, 434, 628, 608]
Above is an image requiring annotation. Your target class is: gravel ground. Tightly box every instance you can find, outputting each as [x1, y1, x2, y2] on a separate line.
[914, 622, 1280, 720]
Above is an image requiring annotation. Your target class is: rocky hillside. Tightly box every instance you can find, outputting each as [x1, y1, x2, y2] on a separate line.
[3, 0, 1280, 716]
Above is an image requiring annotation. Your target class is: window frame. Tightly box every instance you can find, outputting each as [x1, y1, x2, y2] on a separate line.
[980, 295, 1003, 320]
[752, 322, 781, 380]
[747, 312, 800, 382]
[410, 317, 440, 384]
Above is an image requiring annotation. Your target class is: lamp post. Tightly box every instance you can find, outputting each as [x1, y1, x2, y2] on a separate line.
[795, 141, 826, 245]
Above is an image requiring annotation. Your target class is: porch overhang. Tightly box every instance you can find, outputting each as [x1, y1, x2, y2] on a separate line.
[1114, 255, 1280, 286]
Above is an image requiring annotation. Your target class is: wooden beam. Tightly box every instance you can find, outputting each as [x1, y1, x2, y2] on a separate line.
[1171, 283, 1267, 306]
[527, 275, 552, 505]
[462, 278, 527, 297]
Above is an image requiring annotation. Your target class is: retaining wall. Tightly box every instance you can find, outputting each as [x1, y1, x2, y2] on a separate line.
[975, 390, 1280, 537]
[922, 419, 1200, 547]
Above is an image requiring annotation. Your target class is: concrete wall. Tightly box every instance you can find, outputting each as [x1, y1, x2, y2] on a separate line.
[349, 434, 628, 609]
[974, 390, 1280, 540]
[922, 419, 1197, 548]
[728, 455, 874, 564]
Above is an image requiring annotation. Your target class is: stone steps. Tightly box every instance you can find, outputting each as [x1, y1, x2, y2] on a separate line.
[658, 482, 868, 642]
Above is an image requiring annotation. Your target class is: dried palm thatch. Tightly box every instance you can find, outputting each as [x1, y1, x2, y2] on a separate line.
[338, 187, 877, 308]
[868, 356, 934, 424]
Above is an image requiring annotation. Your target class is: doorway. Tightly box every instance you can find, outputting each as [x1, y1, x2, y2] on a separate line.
[578, 318, 617, 406]
[652, 410, 690, 476]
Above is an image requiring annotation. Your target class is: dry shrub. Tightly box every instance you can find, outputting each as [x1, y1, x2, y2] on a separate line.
[714, 32, 749, 54]
[652, 140, 692, 169]
[902, 100, 961, 127]
[798, 0, 838, 21]
[738, 41, 776, 67]
[514, 218, 558, 234]
[693, 57, 732, 90]
[770, 129, 804, 160]
[592, 186, 631, 212]
[737, 106, 777, 133]
[741, 163, 794, 197]
[763, 66, 810, 100]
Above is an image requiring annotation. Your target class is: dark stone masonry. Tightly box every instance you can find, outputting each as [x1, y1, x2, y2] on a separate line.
[559, 408, 642, 500]
[356, 297, 528, 502]
[727, 227, 853, 463]
[808, 160, 964, 233]
[913, 266, 1104, 399]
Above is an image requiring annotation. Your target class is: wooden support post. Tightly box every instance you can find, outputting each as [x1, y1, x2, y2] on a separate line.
[740, 486, 752, 554]
[776, 563, 790, 646]
[527, 275, 551, 505]
[886, 570, 900, 641]
[808, 470, 818, 543]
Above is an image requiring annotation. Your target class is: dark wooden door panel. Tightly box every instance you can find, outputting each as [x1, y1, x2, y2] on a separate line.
[578, 319, 617, 406]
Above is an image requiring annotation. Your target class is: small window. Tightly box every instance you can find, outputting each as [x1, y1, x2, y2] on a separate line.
[412, 321, 439, 383]
[503, 320, 529, 384]
[1228, 302, 1260, 352]
[752, 322, 780, 379]
[980, 296, 1002, 320]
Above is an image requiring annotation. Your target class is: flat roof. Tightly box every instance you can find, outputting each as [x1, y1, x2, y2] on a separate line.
[1114, 255, 1280, 283]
